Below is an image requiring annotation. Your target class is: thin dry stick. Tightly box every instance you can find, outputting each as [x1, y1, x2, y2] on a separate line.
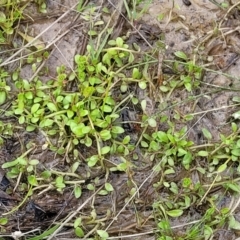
[29, 60, 47, 82]
[0, 1, 79, 67]
[107, 0, 153, 49]
[188, 103, 240, 116]
[106, 219, 201, 239]
[198, 174, 219, 206]
[47, 185, 103, 240]
[197, 0, 239, 49]
[53, 42, 76, 74]
[29, 11, 85, 81]
[219, 1, 240, 29]
[181, 112, 207, 140]
[104, 157, 160, 231]
[3, 27, 72, 68]
[165, 0, 173, 27]
[1, 1, 88, 69]
[230, 194, 240, 214]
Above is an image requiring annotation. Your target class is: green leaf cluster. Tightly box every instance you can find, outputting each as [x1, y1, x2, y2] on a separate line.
[9, 39, 142, 158]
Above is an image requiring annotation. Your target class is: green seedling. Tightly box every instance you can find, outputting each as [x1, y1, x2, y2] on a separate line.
[0, 69, 10, 105]
[0, 1, 48, 43]
[74, 217, 85, 237]
[2, 146, 37, 179]
[123, 0, 152, 23]
[9, 35, 148, 168]
[161, 51, 203, 93]
[0, 217, 8, 233]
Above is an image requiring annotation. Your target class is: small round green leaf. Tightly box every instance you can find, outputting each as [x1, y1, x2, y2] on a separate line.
[141, 99, 147, 112]
[2, 158, 19, 168]
[122, 135, 131, 144]
[75, 227, 84, 237]
[160, 85, 169, 92]
[141, 141, 148, 148]
[28, 175, 38, 186]
[97, 228, 109, 238]
[29, 159, 39, 165]
[202, 128, 212, 140]
[166, 209, 183, 217]
[174, 51, 188, 60]
[74, 217, 81, 228]
[232, 111, 240, 119]
[31, 103, 40, 114]
[197, 151, 208, 157]
[41, 170, 51, 179]
[101, 105, 112, 113]
[47, 102, 57, 112]
[111, 126, 124, 134]
[148, 118, 157, 127]
[25, 92, 33, 100]
[217, 163, 227, 173]
[116, 37, 124, 47]
[74, 185, 82, 198]
[231, 148, 240, 157]
[101, 146, 110, 155]
[26, 125, 36, 132]
[105, 182, 114, 192]
[19, 115, 25, 124]
[0, 218, 8, 225]
[138, 81, 147, 89]
[88, 155, 99, 167]
[98, 190, 108, 195]
[100, 130, 111, 141]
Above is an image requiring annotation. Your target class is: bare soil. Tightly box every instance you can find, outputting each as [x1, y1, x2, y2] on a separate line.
[1, 0, 240, 239]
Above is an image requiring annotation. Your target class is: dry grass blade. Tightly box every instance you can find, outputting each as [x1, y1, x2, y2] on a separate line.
[0, 1, 79, 67]
[47, 186, 103, 240]
[107, 0, 153, 49]
[104, 157, 161, 232]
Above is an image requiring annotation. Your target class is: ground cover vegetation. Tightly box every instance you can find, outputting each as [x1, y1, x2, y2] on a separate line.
[1, 0, 240, 239]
